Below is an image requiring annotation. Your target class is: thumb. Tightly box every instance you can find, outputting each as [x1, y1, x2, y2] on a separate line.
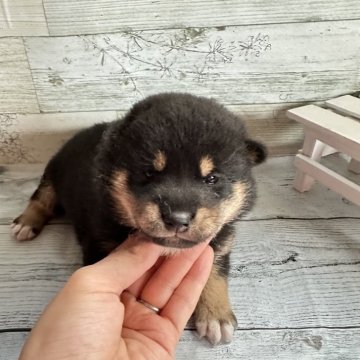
[80, 233, 164, 294]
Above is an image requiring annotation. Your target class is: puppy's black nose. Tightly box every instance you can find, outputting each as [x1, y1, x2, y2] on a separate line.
[162, 211, 193, 233]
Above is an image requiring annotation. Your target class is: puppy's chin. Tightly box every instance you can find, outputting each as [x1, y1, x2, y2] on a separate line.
[151, 236, 199, 249]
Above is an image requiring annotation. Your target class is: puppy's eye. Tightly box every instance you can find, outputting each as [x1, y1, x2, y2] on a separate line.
[204, 174, 218, 185]
[145, 170, 155, 178]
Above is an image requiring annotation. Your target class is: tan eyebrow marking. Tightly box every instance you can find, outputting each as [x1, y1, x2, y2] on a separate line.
[200, 155, 215, 177]
[153, 150, 167, 171]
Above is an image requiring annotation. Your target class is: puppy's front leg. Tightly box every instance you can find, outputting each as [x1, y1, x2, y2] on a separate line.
[194, 252, 237, 345]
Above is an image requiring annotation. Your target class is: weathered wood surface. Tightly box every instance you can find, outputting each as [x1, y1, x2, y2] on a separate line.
[0, 104, 303, 164]
[2, 217, 360, 330]
[0, 224, 81, 329]
[0, 38, 39, 113]
[1, 157, 360, 358]
[42, 0, 360, 36]
[0, 111, 118, 164]
[1, 157, 359, 226]
[177, 329, 360, 359]
[0, 0, 48, 37]
[3, 328, 360, 360]
[24, 20, 360, 112]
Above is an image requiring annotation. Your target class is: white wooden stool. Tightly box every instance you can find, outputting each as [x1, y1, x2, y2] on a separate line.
[287, 95, 360, 206]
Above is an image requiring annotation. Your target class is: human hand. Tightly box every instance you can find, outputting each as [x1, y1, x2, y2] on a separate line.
[19, 234, 214, 360]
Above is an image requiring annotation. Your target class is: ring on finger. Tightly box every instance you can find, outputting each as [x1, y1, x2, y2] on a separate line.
[137, 298, 161, 314]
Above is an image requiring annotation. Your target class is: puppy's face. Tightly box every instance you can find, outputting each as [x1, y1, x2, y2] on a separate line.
[102, 94, 266, 248]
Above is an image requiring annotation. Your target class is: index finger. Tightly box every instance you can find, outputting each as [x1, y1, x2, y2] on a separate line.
[161, 246, 214, 336]
[84, 233, 163, 293]
[139, 240, 211, 309]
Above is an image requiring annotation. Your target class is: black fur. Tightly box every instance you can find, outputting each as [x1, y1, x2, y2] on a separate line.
[41, 93, 266, 264]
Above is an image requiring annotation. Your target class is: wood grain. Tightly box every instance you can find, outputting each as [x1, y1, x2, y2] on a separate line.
[2, 157, 360, 225]
[0, 224, 82, 329]
[1, 158, 360, 358]
[24, 21, 360, 112]
[0, 38, 39, 113]
[42, 0, 360, 35]
[176, 329, 360, 359]
[0, 111, 118, 164]
[0, 0, 48, 36]
[1, 218, 360, 329]
[3, 328, 360, 360]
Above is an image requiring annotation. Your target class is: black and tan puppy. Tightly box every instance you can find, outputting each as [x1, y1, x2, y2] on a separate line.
[12, 93, 266, 345]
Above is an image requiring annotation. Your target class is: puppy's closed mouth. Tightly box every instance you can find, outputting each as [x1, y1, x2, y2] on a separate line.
[151, 236, 200, 248]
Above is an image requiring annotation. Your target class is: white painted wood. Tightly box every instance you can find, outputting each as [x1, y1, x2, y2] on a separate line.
[294, 135, 325, 192]
[251, 155, 360, 218]
[326, 95, 360, 119]
[24, 21, 360, 112]
[1, 218, 360, 329]
[42, 0, 360, 35]
[0, 0, 48, 37]
[287, 105, 360, 161]
[177, 329, 360, 359]
[3, 329, 360, 360]
[349, 158, 360, 174]
[325, 96, 360, 172]
[0, 111, 118, 164]
[0, 38, 39, 113]
[320, 145, 338, 157]
[2, 158, 360, 225]
[294, 139, 339, 192]
[294, 154, 360, 205]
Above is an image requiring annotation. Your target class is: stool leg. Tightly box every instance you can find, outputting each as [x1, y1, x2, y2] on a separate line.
[293, 134, 326, 192]
[348, 158, 360, 174]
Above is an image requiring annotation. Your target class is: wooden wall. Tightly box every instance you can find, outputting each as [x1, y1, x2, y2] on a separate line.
[1, 1, 360, 163]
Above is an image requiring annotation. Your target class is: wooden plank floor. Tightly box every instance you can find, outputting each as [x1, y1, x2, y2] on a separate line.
[1, 156, 360, 359]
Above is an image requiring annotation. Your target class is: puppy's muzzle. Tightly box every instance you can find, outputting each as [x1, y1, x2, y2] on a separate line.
[161, 210, 194, 233]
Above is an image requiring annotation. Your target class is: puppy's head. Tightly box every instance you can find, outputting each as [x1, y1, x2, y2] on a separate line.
[100, 93, 266, 248]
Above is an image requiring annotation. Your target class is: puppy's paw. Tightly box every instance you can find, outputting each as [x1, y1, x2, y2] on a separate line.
[11, 215, 39, 241]
[195, 307, 237, 345]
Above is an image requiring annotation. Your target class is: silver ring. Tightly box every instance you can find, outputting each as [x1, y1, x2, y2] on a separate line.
[138, 298, 160, 314]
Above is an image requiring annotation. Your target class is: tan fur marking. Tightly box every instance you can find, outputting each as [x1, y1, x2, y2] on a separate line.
[195, 265, 234, 322]
[200, 155, 215, 177]
[17, 183, 56, 229]
[220, 181, 249, 223]
[111, 170, 137, 227]
[153, 150, 167, 171]
[137, 202, 169, 237]
[192, 207, 220, 238]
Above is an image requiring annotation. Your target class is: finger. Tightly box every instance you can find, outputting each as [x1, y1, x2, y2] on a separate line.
[160, 246, 214, 335]
[121, 290, 157, 316]
[127, 256, 165, 297]
[83, 233, 163, 294]
[139, 240, 212, 309]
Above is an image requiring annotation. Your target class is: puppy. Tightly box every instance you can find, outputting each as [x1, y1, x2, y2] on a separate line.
[12, 93, 266, 345]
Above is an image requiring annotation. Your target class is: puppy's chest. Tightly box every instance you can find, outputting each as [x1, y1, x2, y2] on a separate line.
[210, 229, 235, 256]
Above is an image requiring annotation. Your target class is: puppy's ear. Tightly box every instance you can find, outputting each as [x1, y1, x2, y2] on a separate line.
[245, 139, 267, 166]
